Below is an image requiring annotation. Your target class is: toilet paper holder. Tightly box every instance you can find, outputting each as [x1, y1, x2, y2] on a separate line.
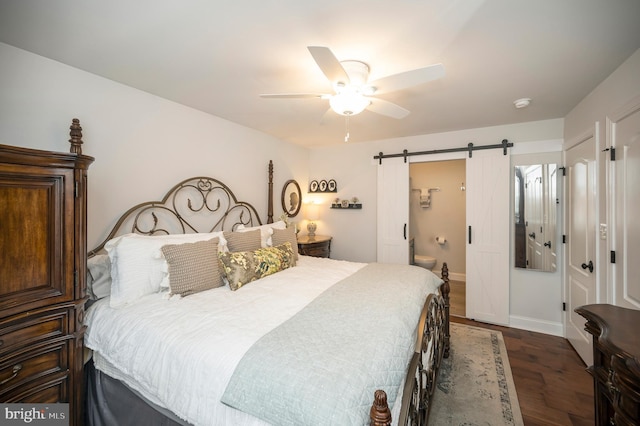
[435, 236, 447, 244]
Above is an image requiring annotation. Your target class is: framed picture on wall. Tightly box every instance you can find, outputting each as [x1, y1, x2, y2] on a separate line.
[281, 179, 302, 217]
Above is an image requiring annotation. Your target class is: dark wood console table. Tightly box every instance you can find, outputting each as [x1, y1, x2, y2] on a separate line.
[576, 304, 640, 425]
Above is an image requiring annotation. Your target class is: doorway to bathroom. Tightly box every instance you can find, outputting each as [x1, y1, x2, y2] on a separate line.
[409, 160, 466, 317]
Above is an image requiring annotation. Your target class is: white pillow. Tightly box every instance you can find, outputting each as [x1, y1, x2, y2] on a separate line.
[105, 232, 226, 308]
[236, 220, 287, 247]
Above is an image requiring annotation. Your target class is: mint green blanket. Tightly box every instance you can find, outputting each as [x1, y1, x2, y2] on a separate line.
[221, 263, 442, 425]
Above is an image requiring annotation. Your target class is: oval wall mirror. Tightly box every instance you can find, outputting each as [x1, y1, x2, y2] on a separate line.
[514, 163, 558, 272]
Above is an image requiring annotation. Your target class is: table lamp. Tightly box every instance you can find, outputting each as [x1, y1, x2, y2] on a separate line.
[306, 202, 319, 237]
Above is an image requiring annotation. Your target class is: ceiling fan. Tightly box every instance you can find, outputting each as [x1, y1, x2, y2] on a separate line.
[260, 46, 445, 119]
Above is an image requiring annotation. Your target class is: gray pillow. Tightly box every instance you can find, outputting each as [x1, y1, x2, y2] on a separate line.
[161, 238, 223, 296]
[223, 229, 262, 252]
[272, 227, 299, 260]
[87, 254, 112, 300]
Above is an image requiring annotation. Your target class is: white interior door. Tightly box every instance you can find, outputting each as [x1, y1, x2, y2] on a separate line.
[564, 130, 597, 365]
[377, 158, 410, 264]
[612, 97, 640, 309]
[466, 149, 510, 325]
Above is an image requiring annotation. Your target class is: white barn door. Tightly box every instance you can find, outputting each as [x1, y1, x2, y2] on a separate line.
[466, 149, 510, 325]
[377, 158, 410, 264]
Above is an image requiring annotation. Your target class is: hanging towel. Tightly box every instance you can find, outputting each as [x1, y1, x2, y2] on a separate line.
[419, 188, 430, 208]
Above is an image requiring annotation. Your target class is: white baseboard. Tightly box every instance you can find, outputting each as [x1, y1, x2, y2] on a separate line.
[446, 272, 465, 282]
[508, 315, 564, 337]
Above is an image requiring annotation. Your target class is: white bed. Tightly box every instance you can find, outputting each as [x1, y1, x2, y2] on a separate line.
[83, 172, 450, 426]
[86, 253, 442, 425]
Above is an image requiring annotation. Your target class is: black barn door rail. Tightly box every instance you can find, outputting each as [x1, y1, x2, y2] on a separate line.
[374, 139, 512, 164]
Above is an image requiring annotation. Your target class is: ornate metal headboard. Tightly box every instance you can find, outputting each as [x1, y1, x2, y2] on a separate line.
[89, 164, 274, 256]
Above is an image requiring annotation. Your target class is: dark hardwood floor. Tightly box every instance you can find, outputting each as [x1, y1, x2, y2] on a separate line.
[451, 316, 594, 425]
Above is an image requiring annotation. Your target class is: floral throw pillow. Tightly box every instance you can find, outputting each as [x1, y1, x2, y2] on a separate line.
[218, 242, 295, 291]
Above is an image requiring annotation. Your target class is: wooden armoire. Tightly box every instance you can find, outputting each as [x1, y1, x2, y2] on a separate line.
[0, 119, 93, 425]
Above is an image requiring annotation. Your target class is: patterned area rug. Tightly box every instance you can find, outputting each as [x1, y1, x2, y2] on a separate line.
[429, 323, 524, 425]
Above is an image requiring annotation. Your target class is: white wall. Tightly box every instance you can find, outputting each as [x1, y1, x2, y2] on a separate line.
[509, 146, 563, 335]
[565, 48, 640, 138]
[0, 43, 309, 249]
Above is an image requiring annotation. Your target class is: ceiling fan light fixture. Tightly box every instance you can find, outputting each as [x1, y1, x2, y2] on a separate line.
[329, 92, 370, 116]
[262, 47, 445, 120]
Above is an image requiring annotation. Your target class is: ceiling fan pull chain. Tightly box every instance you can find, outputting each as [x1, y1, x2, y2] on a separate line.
[344, 116, 350, 142]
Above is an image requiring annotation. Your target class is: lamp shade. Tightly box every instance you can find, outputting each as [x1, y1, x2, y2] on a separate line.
[306, 202, 320, 221]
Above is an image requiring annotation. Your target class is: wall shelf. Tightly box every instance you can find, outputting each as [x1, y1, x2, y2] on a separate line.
[330, 203, 362, 210]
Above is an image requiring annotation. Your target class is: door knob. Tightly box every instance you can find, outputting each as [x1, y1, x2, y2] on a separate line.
[581, 260, 594, 273]
[544, 241, 551, 248]
[528, 232, 536, 239]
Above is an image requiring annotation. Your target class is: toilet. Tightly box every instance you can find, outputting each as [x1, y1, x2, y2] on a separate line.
[414, 254, 437, 270]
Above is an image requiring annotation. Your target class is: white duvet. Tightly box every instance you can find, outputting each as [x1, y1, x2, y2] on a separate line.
[84, 255, 365, 426]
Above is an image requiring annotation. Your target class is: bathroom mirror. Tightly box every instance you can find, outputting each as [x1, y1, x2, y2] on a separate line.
[514, 163, 558, 272]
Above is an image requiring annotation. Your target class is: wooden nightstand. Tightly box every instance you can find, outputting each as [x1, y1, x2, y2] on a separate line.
[297, 235, 332, 258]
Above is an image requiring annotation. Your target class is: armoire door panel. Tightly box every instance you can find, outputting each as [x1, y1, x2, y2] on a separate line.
[0, 169, 74, 317]
[0, 185, 50, 289]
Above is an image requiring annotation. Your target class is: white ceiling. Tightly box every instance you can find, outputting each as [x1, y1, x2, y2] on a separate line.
[1, 0, 639, 148]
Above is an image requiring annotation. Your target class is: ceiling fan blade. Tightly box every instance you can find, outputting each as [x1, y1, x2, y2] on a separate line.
[260, 93, 328, 99]
[307, 46, 350, 85]
[319, 107, 338, 126]
[369, 63, 445, 94]
[366, 98, 410, 119]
